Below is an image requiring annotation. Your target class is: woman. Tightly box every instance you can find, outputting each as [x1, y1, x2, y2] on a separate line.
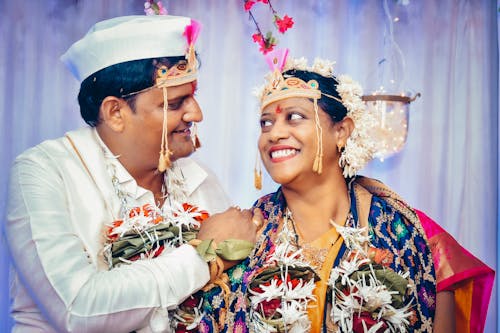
[189, 50, 491, 332]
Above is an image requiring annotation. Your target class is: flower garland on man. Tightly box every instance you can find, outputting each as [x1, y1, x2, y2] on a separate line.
[97, 3, 259, 332]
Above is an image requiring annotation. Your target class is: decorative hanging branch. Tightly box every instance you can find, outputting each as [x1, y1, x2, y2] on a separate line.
[244, 0, 294, 54]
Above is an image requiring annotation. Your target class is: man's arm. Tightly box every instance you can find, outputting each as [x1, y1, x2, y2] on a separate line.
[6, 153, 210, 332]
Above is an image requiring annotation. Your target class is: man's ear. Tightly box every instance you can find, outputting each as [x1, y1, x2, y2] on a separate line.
[335, 116, 355, 148]
[100, 96, 127, 132]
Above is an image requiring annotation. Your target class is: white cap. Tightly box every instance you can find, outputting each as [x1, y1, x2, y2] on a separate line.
[61, 15, 192, 82]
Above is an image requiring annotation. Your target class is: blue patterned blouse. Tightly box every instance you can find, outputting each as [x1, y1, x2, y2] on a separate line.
[188, 177, 436, 333]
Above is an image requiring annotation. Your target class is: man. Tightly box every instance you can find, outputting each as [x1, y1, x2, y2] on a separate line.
[6, 15, 260, 332]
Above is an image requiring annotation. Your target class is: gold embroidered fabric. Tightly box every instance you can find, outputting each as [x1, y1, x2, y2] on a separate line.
[283, 215, 343, 332]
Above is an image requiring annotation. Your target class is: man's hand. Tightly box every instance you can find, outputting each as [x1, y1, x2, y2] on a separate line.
[197, 207, 264, 270]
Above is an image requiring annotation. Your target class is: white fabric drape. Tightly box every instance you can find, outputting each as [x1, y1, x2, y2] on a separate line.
[0, 1, 497, 331]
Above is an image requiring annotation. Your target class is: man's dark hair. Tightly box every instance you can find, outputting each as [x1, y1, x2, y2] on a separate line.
[77, 56, 185, 126]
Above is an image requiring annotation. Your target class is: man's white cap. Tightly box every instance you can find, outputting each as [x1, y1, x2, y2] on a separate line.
[61, 15, 192, 82]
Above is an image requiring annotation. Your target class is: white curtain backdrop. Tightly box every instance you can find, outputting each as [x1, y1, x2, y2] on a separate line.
[0, 1, 497, 331]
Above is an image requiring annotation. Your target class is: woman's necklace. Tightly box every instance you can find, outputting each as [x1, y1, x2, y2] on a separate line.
[284, 207, 348, 272]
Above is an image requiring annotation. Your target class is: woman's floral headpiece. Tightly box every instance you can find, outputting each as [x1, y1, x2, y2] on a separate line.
[255, 49, 376, 177]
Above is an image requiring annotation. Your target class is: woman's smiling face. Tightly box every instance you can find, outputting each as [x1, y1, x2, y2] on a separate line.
[258, 96, 341, 186]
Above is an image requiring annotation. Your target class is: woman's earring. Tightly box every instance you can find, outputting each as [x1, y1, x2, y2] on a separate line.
[338, 142, 348, 176]
[254, 152, 262, 190]
[192, 123, 201, 150]
[337, 142, 344, 153]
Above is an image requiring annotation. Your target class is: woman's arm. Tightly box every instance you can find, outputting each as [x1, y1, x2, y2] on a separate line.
[434, 290, 456, 333]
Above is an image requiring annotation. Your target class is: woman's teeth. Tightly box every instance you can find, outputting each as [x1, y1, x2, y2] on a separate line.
[271, 149, 297, 159]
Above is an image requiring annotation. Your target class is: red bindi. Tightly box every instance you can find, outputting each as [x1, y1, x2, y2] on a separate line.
[275, 105, 282, 114]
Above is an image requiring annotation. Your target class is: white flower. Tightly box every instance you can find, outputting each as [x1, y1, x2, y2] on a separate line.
[381, 301, 413, 330]
[108, 204, 165, 238]
[249, 277, 285, 306]
[277, 300, 311, 331]
[363, 321, 386, 333]
[311, 58, 336, 77]
[331, 222, 371, 253]
[330, 252, 371, 287]
[267, 242, 309, 268]
[354, 273, 395, 312]
[284, 278, 316, 302]
[163, 165, 188, 201]
[250, 232, 317, 332]
[284, 57, 308, 71]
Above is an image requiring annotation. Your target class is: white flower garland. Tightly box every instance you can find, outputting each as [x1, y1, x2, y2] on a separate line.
[100, 154, 209, 332]
[248, 213, 413, 332]
[248, 226, 316, 332]
[328, 223, 413, 332]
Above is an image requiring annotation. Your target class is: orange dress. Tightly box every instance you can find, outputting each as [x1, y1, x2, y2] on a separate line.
[299, 227, 344, 332]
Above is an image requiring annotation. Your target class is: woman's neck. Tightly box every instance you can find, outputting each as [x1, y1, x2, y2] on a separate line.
[282, 173, 350, 242]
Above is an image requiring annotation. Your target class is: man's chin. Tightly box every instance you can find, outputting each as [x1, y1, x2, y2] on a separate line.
[169, 144, 195, 161]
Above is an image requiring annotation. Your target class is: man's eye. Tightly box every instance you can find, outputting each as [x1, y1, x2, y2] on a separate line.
[168, 103, 181, 110]
[168, 98, 184, 110]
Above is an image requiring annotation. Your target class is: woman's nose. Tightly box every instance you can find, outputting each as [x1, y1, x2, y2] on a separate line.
[268, 120, 289, 142]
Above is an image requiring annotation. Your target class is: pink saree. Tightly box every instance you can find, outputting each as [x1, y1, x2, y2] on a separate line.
[417, 210, 494, 333]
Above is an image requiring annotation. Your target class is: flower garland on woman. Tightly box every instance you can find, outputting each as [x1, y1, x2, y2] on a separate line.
[193, 50, 438, 332]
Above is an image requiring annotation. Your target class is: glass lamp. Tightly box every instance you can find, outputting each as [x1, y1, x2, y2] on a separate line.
[363, 0, 419, 161]
[362, 93, 420, 161]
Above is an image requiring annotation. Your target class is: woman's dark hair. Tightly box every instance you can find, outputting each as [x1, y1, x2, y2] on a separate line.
[282, 69, 348, 123]
[77, 56, 185, 126]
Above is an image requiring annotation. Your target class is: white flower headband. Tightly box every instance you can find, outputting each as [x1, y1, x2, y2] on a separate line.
[256, 49, 376, 177]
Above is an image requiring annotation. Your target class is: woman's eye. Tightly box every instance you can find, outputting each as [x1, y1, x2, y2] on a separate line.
[260, 119, 273, 128]
[289, 113, 304, 121]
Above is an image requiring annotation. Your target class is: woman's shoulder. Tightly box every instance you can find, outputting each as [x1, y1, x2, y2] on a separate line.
[352, 177, 431, 254]
[252, 189, 283, 212]
[354, 176, 422, 227]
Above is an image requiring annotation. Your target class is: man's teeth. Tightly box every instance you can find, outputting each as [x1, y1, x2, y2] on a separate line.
[271, 149, 297, 159]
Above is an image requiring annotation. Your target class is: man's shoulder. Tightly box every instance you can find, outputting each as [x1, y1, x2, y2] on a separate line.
[14, 127, 91, 165]
[176, 156, 209, 179]
[175, 157, 214, 195]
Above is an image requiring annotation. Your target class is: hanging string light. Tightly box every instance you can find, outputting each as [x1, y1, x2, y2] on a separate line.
[363, 0, 419, 161]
